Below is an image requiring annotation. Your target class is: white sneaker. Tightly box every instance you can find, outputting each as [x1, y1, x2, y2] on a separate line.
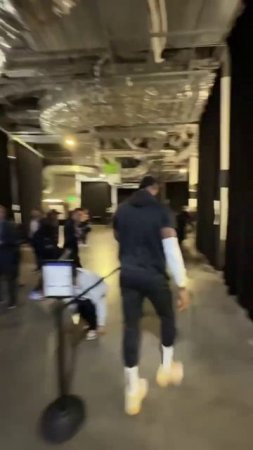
[29, 291, 43, 301]
[125, 378, 148, 416]
[86, 330, 98, 341]
[156, 362, 184, 388]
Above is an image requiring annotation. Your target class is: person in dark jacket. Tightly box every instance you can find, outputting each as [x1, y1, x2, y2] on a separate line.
[176, 206, 191, 246]
[0, 205, 18, 309]
[30, 212, 62, 300]
[113, 176, 189, 415]
[47, 209, 60, 246]
[64, 208, 83, 267]
[79, 208, 91, 246]
[33, 212, 61, 267]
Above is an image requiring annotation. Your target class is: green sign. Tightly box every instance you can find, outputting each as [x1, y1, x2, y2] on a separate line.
[103, 161, 120, 175]
[66, 196, 77, 202]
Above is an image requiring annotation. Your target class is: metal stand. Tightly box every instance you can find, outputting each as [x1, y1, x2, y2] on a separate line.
[40, 300, 85, 443]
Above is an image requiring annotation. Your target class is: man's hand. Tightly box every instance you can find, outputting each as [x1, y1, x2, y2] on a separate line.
[177, 288, 190, 312]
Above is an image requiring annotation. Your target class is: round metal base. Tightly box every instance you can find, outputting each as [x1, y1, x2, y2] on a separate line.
[40, 395, 85, 444]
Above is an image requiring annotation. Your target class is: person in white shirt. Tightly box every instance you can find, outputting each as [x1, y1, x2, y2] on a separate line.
[74, 267, 108, 340]
[29, 209, 41, 239]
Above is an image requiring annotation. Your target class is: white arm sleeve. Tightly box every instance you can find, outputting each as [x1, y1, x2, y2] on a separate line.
[162, 237, 187, 288]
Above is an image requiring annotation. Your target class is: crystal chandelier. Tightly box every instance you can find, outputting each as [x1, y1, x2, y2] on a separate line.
[53, 0, 79, 16]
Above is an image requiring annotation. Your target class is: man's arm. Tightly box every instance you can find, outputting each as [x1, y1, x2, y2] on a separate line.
[161, 227, 187, 288]
[161, 226, 189, 311]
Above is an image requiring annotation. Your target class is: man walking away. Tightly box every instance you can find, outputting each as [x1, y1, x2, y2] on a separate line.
[113, 176, 189, 415]
[0, 205, 18, 309]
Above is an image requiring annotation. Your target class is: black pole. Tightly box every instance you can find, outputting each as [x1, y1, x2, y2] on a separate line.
[40, 299, 85, 444]
[40, 266, 119, 443]
[56, 301, 67, 398]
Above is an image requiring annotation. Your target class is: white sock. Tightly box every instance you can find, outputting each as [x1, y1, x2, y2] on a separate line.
[124, 366, 139, 394]
[162, 346, 174, 370]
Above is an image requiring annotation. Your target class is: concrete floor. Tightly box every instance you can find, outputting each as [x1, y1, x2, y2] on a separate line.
[1, 226, 253, 449]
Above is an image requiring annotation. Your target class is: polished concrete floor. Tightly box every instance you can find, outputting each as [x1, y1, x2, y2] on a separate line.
[1, 227, 253, 449]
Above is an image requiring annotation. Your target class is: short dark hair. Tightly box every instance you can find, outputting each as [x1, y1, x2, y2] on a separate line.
[139, 176, 158, 190]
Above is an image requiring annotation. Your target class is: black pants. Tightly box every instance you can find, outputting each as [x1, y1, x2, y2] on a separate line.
[0, 270, 17, 307]
[66, 247, 82, 268]
[77, 299, 97, 330]
[120, 267, 176, 368]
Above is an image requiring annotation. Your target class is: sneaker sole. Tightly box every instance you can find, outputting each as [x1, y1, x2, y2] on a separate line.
[156, 363, 184, 388]
[125, 379, 148, 416]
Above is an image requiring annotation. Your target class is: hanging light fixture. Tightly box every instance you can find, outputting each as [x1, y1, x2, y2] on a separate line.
[53, 0, 79, 16]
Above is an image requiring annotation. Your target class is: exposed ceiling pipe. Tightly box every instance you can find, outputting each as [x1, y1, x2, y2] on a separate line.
[147, 0, 168, 64]
[43, 165, 99, 194]
[121, 159, 150, 180]
[124, 138, 139, 150]
[174, 147, 192, 163]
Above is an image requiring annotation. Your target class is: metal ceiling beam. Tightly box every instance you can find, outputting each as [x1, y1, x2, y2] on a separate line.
[0, 127, 44, 158]
[10, 124, 196, 142]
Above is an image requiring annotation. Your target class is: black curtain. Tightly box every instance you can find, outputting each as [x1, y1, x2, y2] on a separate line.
[15, 143, 42, 231]
[81, 182, 111, 223]
[0, 131, 12, 214]
[166, 181, 188, 211]
[197, 75, 220, 268]
[225, 0, 253, 319]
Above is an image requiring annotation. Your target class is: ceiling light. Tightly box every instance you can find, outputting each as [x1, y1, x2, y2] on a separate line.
[64, 135, 77, 148]
[156, 130, 167, 136]
[42, 199, 63, 203]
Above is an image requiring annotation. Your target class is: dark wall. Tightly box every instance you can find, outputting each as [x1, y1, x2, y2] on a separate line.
[81, 182, 111, 223]
[0, 131, 12, 213]
[197, 75, 220, 267]
[166, 181, 188, 211]
[15, 143, 42, 230]
[225, 0, 253, 319]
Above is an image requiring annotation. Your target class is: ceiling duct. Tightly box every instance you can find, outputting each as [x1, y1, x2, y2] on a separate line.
[147, 0, 167, 63]
[52, 0, 79, 16]
[121, 158, 150, 181]
[43, 164, 99, 194]
[39, 72, 215, 134]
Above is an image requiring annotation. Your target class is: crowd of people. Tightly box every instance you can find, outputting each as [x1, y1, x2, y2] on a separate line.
[0, 206, 92, 310]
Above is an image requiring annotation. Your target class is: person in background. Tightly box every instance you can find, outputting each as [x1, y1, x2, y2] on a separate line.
[13, 221, 26, 287]
[64, 208, 83, 267]
[113, 176, 189, 415]
[29, 209, 42, 239]
[176, 206, 191, 247]
[79, 208, 92, 246]
[0, 205, 18, 309]
[73, 267, 107, 340]
[29, 209, 42, 269]
[30, 212, 62, 300]
[47, 209, 60, 247]
[163, 199, 176, 229]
